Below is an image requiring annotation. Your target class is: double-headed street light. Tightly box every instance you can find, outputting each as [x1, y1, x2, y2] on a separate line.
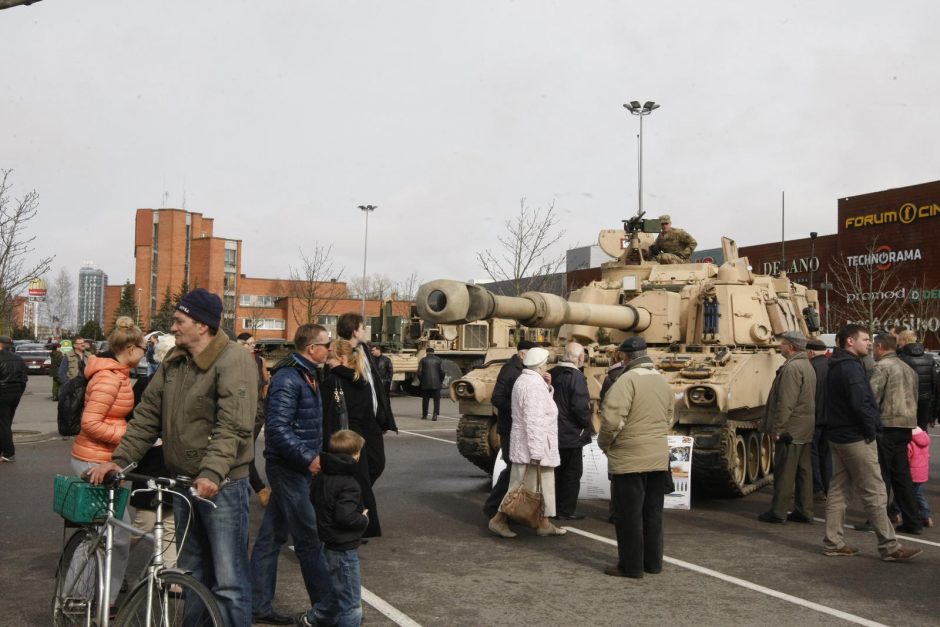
[622, 101, 660, 215]
[358, 204, 377, 317]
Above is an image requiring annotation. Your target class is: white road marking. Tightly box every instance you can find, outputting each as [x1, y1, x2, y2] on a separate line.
[810, 519, 940, 548]
[362, 586, 422, 627]
[404, 428, 457, 433]
[398, 429, 456, 445]
[565, 527, 890, 627]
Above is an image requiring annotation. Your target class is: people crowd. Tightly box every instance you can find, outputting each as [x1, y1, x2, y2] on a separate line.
[42, 282, 932, 624]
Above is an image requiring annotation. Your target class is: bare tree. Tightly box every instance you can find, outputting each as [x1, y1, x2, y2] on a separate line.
[288, 244, 344, 325]
[0, 170, 54, 333]
[827, 237, 913, 333]
[44, 268, 74, 336]
[476, 198, 566, 296]
[397, 272, 420, 300]
[348, 273, 395, 300]
[901, 278, 940, 344]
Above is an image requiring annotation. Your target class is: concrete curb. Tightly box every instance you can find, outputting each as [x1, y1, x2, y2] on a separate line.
[13, 430, 63, 444]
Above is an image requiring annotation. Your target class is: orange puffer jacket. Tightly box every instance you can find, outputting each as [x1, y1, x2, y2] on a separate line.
[71, 356, 134, 464]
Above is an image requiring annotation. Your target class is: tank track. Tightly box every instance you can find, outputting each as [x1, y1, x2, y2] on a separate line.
[690, 420, 773, 497]
[456, 415, 497, 474]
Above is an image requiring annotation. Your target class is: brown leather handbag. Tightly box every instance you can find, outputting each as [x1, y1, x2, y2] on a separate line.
[501, 464, 544, 528]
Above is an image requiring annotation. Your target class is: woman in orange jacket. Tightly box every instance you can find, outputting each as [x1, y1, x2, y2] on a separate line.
[70, 316, 146, 608]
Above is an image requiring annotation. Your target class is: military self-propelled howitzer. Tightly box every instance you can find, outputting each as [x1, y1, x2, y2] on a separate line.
[415, 214, 821, 496]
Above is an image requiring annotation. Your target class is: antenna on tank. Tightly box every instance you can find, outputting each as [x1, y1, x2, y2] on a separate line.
[780, 191, 786, 274]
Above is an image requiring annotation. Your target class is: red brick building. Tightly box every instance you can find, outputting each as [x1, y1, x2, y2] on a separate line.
[97, 207, 411, 340]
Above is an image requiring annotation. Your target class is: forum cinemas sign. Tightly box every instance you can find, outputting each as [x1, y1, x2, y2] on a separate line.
[844, 202, 940, 229]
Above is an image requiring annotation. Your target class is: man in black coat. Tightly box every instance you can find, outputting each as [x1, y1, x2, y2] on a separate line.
[806, 338, 831, 501]
[482, 340, 537, 520]
[0, 335, 28, 462]
[550, 342, 593, 520]
[371, 345, 394, 395]
[416, 347, 446, 420]
[897, 330, 938, 430]
[823, 324, 920, 561]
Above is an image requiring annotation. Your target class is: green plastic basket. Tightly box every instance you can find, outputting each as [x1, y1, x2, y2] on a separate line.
[53, 475, 129, 524]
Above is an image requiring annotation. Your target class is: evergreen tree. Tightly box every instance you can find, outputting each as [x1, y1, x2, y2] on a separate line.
[151, 286, 176, 332]
[78, 319, 104, 341]
[174, 278, 190, 302]
[113, 281, 138, 328]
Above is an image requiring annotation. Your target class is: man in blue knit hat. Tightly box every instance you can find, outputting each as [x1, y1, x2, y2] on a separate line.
[90, 287, 259, 626]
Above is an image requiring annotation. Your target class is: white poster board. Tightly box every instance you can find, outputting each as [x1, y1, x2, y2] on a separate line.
[492, 435, 694, 510]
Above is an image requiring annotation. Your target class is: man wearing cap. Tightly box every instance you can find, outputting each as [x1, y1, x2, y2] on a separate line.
[0, 335, 28, 463]
[483, 340, 537, 522]
[599, 336, 672, 578]
[805, 338, 831, 502]
[870, 333, 923, 535]
[648, 215, 697, 264]
[759, 331, 816, 524]
[89, 288, 259, 626]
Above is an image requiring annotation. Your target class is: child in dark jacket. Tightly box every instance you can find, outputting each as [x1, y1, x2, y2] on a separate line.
[311, 430, 369, 627]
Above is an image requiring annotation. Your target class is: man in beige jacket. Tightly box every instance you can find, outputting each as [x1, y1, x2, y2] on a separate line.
[871, 333, 923, 535]
[759, 331, 817, 524]
[599, 336, 673, 579]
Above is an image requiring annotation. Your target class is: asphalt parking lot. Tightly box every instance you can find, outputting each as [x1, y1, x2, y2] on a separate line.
[2, 378, 938, 626]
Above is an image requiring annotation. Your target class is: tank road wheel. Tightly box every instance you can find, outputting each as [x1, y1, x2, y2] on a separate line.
[455, 415, 498, 474]
[745, 432, 760, 483]
[759, 432, 774, 477]
[726, 431, 747, 489]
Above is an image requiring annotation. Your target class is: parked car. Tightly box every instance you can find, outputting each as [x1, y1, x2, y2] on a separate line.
[16, 342, 52, 374]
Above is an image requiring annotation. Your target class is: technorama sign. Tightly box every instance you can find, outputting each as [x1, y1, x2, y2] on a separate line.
[844, 202, 940, 229]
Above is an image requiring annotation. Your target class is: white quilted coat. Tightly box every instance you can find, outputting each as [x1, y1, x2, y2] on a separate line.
[509, 369, 560, 467]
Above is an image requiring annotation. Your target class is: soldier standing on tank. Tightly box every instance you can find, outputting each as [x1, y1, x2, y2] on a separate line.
[648, 214, 697, 264]
[870, 333, 923, 535]
[482, 340, 537, 522]
[759, 331, 816, 524]
[805, 338, 831, 503]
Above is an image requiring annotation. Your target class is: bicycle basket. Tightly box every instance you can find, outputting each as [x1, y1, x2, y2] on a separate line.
[53, 475, 129, 524]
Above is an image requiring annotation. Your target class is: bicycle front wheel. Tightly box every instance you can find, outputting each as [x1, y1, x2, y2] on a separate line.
[116, 571, 223, 627]
[52, 527, 103, 627]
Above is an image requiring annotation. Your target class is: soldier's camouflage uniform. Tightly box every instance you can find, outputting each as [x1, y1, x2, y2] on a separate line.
[651, 228, 697, 264]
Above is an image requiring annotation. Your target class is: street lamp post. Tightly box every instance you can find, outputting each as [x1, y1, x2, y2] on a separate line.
[358, 204, 377, 317]
[622, 100, 660, 214]
[808, 232, 818, 290]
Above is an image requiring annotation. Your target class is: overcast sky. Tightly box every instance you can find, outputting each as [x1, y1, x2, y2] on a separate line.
[3, 1, 939, 295]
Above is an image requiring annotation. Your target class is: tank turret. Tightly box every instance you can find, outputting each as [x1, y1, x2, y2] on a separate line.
[421, 223, 822, 497]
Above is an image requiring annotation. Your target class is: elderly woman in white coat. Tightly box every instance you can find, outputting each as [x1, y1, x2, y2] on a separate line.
[488, 347, 567, 538]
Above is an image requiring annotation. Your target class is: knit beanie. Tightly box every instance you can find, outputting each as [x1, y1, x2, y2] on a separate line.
[176, 288, 223, 331]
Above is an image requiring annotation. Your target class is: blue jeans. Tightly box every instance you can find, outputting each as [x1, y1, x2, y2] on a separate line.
[174, 477, 252, 627]
[250, 461, 332, 618]
[914, 483, 932, 519]
[314, 548, 362, 627]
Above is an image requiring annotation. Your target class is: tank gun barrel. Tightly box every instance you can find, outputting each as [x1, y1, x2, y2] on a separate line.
[415, 280, 650, 331]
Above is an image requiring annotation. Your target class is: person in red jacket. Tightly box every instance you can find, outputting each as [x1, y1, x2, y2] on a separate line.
[70, 316, 146, 608]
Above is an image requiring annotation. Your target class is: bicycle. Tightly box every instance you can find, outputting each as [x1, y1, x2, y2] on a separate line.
[52, 467, 224, 627]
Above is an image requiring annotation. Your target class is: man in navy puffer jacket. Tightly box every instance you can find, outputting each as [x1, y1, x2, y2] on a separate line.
[250, 324, 335, 625]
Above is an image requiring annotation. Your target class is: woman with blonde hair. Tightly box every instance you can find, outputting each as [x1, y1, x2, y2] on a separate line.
[321, 338, 382, 537]
[70, 316, 146, 608]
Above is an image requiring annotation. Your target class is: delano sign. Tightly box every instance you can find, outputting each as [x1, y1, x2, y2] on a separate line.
[844, 202, 940, 229]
